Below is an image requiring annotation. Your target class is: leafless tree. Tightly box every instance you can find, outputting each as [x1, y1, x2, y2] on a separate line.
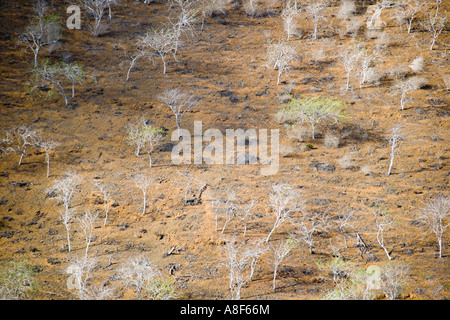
[339, 44, 362, 91]
[80, 0, 111, 37]
[158, 88, 198, 138]
[93, 181, 114, 226]
[379, 261, 410, 300]
[1, 126, 41, 166]
[265, 184, 302, 242]
[32, 61, 70, 106]
[60, 208, 75, 252]
[421, 12, 447, 51]
[78, 210, 99, 258]
[304, 1, 328, 40]
[169, 0, 198, 54]
[177, 169, 206, 205]
[374, 209, 394, 260]
[265, 41, 297, 85]
[281, 1, 299, 41]
[418, 195, 449, 258]
[211, 191, 237, 234]
[236, 200, 256, 237]
[393, 0, 424, 33]
[126, 117, 147, 156]
[132, 174, 154, 214]
[294, 211, 328, 254]
[271, 238, 295, 291]
[222, 236, 249, 300]
[139, 25, 178, 74]
[386, 123, 405, 176]
[17, 1, 61, 67]
[119, 255, 160, 300]
[243, 238, 267, 281]
[66, 256, 97, 299]
[392, 77, 423, 111]
[366, 0, 394, 30]
[337, 0, 356, 20]
[62, 62, 86, 98]
[332, 209, 355, 248]
[38, 138, 60, 178]
[47, 170, 82, 217]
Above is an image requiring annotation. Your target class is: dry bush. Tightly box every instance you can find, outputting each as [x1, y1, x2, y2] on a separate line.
[308, 48, 327, 65]
[364, 67, 384, 86]
[443, 74, 450, 91]
[279, 144, 296, 158]
[201, 0, 232, 17]
[341, 16, 363, 38]
[286, 125, 309, 142]
[360, 164, 374, 176]
[324, 132, 340, 149]
[337, 0, 356, 20]
[409, 56, 424, 73]
[339, 153, 356, 169]
[373, 31, 392, 51]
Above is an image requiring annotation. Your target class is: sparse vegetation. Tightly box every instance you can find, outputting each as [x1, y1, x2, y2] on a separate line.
[0, 0, 448, 303]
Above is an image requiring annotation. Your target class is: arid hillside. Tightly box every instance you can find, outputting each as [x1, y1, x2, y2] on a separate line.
[0, 0, 448, 301]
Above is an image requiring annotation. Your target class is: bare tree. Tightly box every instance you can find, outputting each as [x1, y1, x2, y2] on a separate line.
[60, 208, 75, 252]
[132, 174, 154, 214]
[66, 256, 97, 299]
[243, 238, 267, 281]
[421, 12, 447, 51]
[317, 257, 354, 284]
[93, 181, 114, 226]
[265, 184, 302, 242]
[394, 0, 424, 33]
[236, 200, 256, 237]
[266, 40, 296, 85]
[47, 171, 82, 252]
[38, 138, 60, 178]
[222, 236, 250, 300]
[339, 44, 362, 91]
[392, 77, 423, 111]
[271, 238, 295, 291]
[17, 1, 61, 67]
[418, 195, 449, 258]
[374, 209, 394, 260]
[379, 261, 410, 300]
[158, 88, 198, 138]
[387, 123, 405, 176]
[81, 0, 110, 37]
[170, 0, 198, 55]
[294, 211, 328, 254]
[78, 210, 99, 258]
[1, 126, 41, 166]
[281, 1, 299, 41]
[304, 1, 328, 40]
[366, 0, 394, 30]
[119, 255, 161, 300]
[211, 191, 237, 234]
[332, 209, 355, 248]
[177, 169, 206, 205]
[140, 26, 178, 74]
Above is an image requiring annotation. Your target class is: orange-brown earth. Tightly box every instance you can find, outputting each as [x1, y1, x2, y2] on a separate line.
[0, 0, 448, 300]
